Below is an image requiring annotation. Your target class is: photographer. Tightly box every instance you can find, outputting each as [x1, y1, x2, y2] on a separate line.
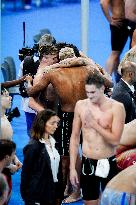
[1, 87, 22, 204]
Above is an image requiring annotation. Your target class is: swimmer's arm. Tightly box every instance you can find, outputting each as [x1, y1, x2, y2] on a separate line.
[120, 119, 136, 146]
[100, 0, 112, 23]
[33, 72, 44, 85]
[39, 63, 60, 72]
[29, 97, 45, 112]
[70, 102, 82, 187]
[92, 103, 126, 145]
[48, 63, 60, 69]
[70, 101, 82, 170]
[1, 76, 26, 88]
[25, 75, 33, 88]
[27, 73, 50, 96]
[59, 57, 78, 67]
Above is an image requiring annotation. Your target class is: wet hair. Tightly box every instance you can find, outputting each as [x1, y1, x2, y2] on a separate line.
[38, 34, 56, 48]
[59, 47, 75, 60]
[86, 73, 104, 88]
[0, 140, 16, 161]
[39, 44, 59, 60]
[31, 109, 57, 140]
[56, 42, 80, 57]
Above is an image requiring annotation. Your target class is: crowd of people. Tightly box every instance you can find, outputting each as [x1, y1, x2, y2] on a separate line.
[1, 0, 136, 205]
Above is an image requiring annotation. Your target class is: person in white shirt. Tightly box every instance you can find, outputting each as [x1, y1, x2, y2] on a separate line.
[20, 109, 63, 205]
[18, 56, 39, 138]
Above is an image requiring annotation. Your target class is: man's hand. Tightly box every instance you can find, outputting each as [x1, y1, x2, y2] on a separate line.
[14, 156, 22, 170]
[84, 118, 97, 129]
[110, 19, 124, 28]
[14, 160, 22, 170]
[84, 109, 98, 129]
[20, 75, 27, 82]
[70, 169, 79, 188]
[8, 164, 19, 174]
[25, 75, 33, 84]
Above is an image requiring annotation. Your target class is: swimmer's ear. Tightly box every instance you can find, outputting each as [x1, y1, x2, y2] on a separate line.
[101, 85, 105, 92]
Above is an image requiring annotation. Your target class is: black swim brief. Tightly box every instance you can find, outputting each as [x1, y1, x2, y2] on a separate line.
[54, 111, 74, 156]
[110, 20, 135, 51]
[81, 155, 119, 201]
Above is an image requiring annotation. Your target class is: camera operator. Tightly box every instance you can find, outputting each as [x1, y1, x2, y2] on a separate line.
[1, 46, 39, 127]
[18, 33, 56, 137]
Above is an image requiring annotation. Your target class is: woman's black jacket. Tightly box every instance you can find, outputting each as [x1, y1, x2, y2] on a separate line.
[20, 139, 63, 204]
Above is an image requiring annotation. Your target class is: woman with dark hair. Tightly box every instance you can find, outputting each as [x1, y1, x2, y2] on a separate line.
[20, 109, 63, 205]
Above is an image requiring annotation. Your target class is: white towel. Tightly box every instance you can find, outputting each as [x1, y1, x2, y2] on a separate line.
[95, 159, 110, 178]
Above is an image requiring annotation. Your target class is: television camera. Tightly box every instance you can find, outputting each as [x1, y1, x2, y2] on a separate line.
[18, 43, 39, 61]
[18, 22, 40, 97]
[18, 22, 39, 61]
